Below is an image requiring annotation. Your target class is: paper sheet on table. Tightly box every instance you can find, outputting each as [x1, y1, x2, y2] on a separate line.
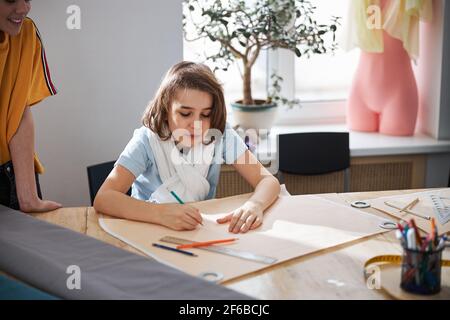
[99, 194, 388, 283]
[364, 189, 450, 235]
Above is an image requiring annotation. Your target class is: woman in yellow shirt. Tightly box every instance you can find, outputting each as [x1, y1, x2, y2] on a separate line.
[0, 0, 61, 212]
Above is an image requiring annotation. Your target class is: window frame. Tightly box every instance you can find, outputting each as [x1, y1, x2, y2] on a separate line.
[266, 48, 347, 125]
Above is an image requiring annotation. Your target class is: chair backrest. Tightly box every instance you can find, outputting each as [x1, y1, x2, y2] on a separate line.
[277, 132, 350, 192]
[278, 132, 350, 174]
[87, 161, 131, 206]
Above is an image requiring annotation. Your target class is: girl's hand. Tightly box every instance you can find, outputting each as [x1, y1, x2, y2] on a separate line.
[216, 201, 264, 233]
[158, 203, 203, 231]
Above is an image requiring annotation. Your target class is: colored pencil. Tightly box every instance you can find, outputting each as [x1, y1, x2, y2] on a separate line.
[176, 238, 238, 249]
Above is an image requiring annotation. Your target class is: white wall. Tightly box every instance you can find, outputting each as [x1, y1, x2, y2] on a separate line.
[29, 0, 183, 206]
[438, 0, 450, 139]
[416, 0, 445, 138]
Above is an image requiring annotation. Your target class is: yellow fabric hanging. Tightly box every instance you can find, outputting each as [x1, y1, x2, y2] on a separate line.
[342, 0, 433, 59]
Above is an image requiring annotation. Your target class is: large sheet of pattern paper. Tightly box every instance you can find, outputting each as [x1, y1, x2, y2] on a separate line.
[99, 194, 388, 282]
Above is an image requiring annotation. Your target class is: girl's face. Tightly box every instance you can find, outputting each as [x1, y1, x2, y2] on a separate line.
[168, 88, 212, 146]
[0, 0, 31, 38]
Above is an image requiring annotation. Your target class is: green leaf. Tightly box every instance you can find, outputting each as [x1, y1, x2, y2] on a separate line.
[209, 35, 216, 42]
[294, 48, 301, 57]
[188, 5, 195, 11]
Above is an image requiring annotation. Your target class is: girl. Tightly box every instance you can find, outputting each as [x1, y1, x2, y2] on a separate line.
[94, 62, 280, 234]
[0, 0, 61, 212]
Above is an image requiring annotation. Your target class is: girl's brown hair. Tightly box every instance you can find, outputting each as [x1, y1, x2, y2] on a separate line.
[142, 61, 226, 141]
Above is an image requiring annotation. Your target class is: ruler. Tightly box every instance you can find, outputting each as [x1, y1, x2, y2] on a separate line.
[159, 236, 277, 265]
[430, 194, 450, 225]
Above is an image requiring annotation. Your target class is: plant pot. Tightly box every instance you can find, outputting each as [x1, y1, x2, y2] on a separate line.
[231, 100, 278, 134]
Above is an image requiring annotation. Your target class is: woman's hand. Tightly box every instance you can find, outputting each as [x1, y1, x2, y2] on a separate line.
[20, 198, 62, 213]
[216, 201, 264, 233]
[158, 203, 203, 231]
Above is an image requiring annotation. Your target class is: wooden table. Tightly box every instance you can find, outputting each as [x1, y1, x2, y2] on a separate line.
[27, 189, 450, 299]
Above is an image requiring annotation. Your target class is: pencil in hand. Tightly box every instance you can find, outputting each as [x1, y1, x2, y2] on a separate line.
[170, 190, 204, 226]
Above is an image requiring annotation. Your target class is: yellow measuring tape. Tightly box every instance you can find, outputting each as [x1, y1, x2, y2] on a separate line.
[364, 255, 450, 270]
[363, 255, 450, 299]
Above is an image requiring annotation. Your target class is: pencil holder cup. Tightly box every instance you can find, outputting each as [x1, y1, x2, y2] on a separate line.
[400, 241, 443, 295]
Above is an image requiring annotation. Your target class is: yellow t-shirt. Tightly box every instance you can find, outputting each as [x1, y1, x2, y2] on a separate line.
[0, 17, 57, 174]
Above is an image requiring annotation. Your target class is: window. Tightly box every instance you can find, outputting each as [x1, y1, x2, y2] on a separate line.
[295, 0, 358, 102]
[183, 3, 268, 111]
[183, 0, 358, 125]
[272, 0, 358, 124]
[183, 42, 268, 111]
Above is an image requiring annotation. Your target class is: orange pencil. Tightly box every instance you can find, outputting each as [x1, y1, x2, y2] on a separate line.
[431, 218, 437, 246]
[409, 218, 422, 248]
[176, 238, 238, 249]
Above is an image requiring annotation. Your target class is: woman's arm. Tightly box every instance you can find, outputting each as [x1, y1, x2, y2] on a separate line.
[9, 107, 62, 212]
[217, 150, 280, 233]
[94, 165, 203, 230]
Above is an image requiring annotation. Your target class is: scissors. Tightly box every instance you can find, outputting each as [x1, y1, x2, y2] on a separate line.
[350, 200, 398, 230]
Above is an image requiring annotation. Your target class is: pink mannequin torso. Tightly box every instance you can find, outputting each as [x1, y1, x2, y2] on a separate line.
[347, 0, 419, 135]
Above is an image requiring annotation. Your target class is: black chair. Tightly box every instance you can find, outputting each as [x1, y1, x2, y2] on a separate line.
[87, 161, 131, 206]
[277, 132, 350, 194]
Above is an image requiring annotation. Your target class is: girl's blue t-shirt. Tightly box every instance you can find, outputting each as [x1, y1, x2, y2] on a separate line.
[115, 123, 248, 201]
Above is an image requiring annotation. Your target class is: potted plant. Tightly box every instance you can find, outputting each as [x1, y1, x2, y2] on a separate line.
[183, 0, 339, 131]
